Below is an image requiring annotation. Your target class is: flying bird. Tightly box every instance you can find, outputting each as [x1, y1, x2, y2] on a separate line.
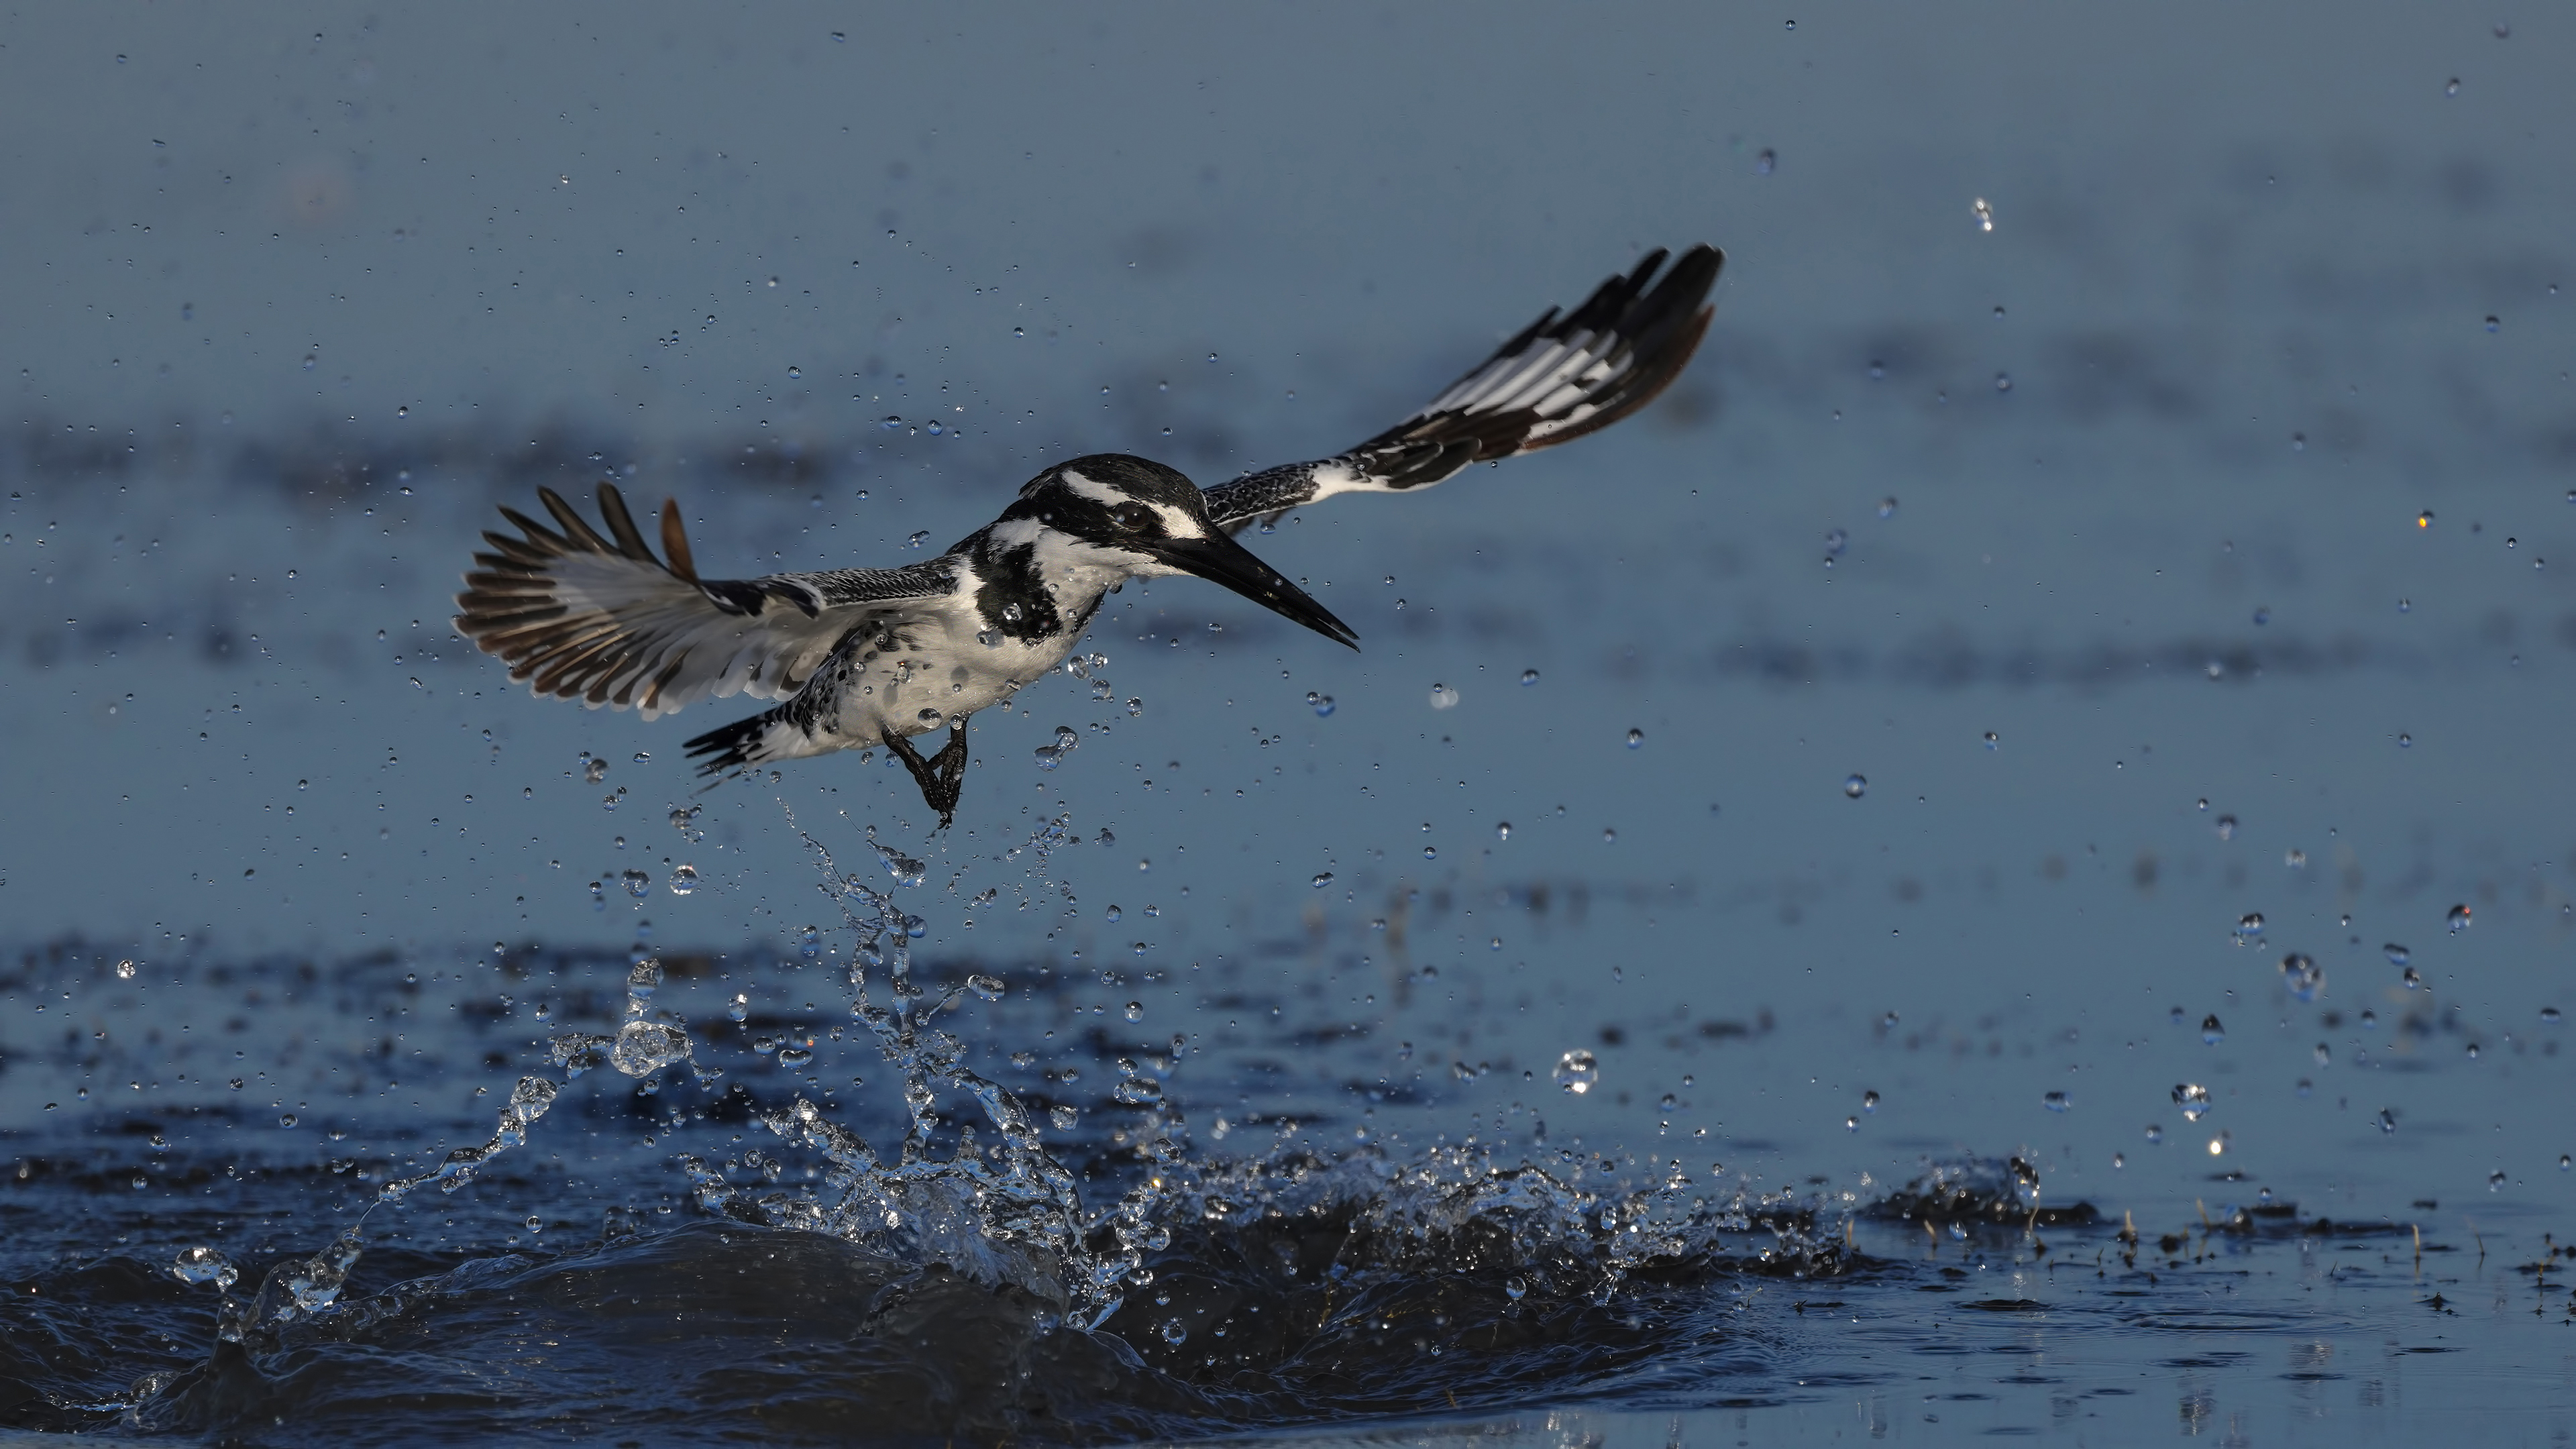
[454, 245, 1722, 824]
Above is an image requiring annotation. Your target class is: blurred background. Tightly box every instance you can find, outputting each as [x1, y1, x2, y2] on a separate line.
[1, 3, 2572, 1435]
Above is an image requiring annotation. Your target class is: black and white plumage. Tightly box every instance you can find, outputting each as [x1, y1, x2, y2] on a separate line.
[454, 245, 1721, 823]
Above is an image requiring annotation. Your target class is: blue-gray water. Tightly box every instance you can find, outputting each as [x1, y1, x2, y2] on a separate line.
[4, 4, 2573, 1443]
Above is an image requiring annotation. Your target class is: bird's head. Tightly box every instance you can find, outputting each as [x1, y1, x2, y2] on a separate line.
[1001, 455, 1357, 648]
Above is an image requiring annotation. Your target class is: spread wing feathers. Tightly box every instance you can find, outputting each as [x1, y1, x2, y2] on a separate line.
[453, 482, 949, 720]
[1203, 244, 1722, 531]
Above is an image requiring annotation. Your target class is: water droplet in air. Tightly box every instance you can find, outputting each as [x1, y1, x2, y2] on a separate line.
[1311, 871, 1334, 890]
[966, 975, 1006, 1002]
[1495, 822, 1511, 841]
[1429, 684, 1459, 710]
[1823, 528, 1847, 558]
[727, 993, 749, 1022]
[2279, 953, 2324, 1001]
[776, 1046, 814, 1069]
[1306, 691, 1335, 716]
[1161, 1320, 1187, 1344]
[2445, 77, 2461, 95]
[668, 864, 698, 895]
[2172, 1083, 2211, 1122]
[1034, 725, 1080, 770]
[1982, 731, 1998, 749]
[2402, 966, 2424, 991]
[1049, 1105, 1078, 1132]
[2214, 814, 2237, 841]
[787, 366, 802, 379]
[279, 1113, 299, 1128]
[1625, 728, 1644, 749]
[1552, 1049, 1599, 1095]
[2383, 942, 2410, 966]
[1123, 1002, 1143, 1022]
[115, 959, 137, 980]
[1519, 668, 1540, 686]
[170, 1246, 237, 1289]
[2201, 1014, 2226, 1044]
[1845, 1115, 1860, 1132]
[621, 869, 651, 900]
[1754, 148, 1776, 176]
[1862, 1089, 1881, 1113]
[2376, 1108, 2397, 1134]
[2541, 1007, 2563, 1025]
[2235, 912, 2265, 942]
[1843, 774, 1867, 798]
[1503, 1276, 1528, 1301]
[2446, 904, 2471, 932]
[2145, 1123, 2165, 1144]
[1972, 197, 1994, 231]
[1878, 497, 1898, 519]
[907, 530, 931, 549]
[584, 758, 609, 784]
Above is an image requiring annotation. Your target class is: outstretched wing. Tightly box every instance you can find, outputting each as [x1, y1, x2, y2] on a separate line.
[454, 482, 953, 719]
[1201, 244, 1722, 532]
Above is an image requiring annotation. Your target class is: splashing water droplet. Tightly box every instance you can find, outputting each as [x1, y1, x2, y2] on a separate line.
[610, 1020, 690, 1077]
[170, 1246, 237, 1289]
[1552, 1050, 1599, 1095]
[2172, 1083, 2211, 1122]
[776, 1046, 814, 1069]
[1049, 1105, 1079, 1132]
[1034, 725, 1080, 770]
[965, 974, 1006, 1001]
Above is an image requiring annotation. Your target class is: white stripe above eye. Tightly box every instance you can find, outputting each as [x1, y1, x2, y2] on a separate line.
[1058, 469, 1124, 505]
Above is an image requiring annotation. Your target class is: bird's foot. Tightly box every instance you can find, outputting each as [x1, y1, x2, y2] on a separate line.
[883, 722, 969, 827]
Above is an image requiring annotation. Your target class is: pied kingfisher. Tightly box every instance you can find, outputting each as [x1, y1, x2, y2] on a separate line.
[454, 245, 1722, 824]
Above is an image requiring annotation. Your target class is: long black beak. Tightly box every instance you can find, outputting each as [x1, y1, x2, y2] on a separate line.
[1148, 532, 1359, 649]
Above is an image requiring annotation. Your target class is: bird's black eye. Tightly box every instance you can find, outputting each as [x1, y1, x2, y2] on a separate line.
[1109, 502, 1154, 533]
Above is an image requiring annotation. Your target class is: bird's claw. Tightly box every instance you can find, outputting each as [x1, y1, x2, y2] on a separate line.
[883, 721, 969, 827]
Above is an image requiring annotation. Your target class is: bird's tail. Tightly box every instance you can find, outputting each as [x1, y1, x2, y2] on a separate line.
[684, 709, 788, 776]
